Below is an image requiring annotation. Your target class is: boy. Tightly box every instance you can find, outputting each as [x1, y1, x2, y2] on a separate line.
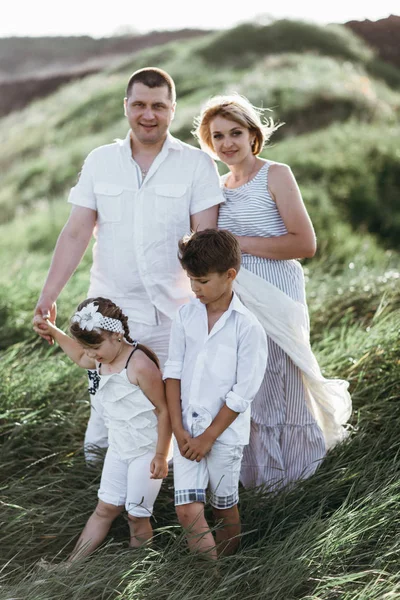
[163, 229, 268, 559]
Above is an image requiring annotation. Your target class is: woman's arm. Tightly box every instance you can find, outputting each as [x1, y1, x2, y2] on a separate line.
[134, 358, 172, 478]
[33, 320, 96, 369]
[237, 164, 317, 260]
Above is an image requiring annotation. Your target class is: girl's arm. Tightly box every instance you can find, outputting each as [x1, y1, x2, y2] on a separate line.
[236, 163, 317, 260]
[35, 320, 95, 370]
[134, 357, 172, 479]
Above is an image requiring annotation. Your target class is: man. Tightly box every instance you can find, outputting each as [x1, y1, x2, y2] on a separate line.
[33, 67, 224, 458]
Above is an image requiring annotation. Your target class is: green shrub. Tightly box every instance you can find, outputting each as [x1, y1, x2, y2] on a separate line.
[197, 20, 374, 66]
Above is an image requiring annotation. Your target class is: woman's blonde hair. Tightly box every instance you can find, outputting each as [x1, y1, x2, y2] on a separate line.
[193, 94, 282, 158]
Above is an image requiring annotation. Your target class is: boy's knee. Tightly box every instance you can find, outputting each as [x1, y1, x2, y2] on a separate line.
[95, 501, 124, 521]
[212, 504, 239, 522]
[176, 502, 204, 528]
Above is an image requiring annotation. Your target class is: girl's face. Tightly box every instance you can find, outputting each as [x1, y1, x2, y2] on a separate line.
[209, 115, 254, 166]
[82, 333, 122, 364]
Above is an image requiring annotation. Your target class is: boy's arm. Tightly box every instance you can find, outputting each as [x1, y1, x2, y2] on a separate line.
[182, 319, 268, 462]
[135, 359, 172, 479]
[165, 379, 190, 452]
[163, 309, 191, 452]
[34, 320, 95, 369]
[181, 404, 239, 462]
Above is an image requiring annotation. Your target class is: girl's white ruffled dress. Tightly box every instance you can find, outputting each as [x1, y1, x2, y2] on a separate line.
[92, 369, 158, 461]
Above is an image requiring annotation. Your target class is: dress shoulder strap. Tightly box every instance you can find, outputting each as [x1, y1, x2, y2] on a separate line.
[125, 341, 139, 369]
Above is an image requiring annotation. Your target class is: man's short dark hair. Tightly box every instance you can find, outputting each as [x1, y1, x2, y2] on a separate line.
[178, 229, 241, 276]
[125, 67, 176, 102]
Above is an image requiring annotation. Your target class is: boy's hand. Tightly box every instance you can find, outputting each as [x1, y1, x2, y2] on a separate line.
[182, 431, 215, 462]
[174, 428, 191, 455]
[150, 454, 168, 479]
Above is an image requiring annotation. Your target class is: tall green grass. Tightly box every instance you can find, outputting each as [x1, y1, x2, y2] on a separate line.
[1, 19, 400, 600]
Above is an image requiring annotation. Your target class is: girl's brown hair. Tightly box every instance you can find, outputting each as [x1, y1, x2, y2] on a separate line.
[70, 297, 160, 368]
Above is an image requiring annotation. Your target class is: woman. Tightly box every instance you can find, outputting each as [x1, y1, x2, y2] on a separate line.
[193, 95, 351, 490]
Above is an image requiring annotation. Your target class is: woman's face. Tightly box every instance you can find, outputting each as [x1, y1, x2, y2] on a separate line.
[209, 115, 254, 166]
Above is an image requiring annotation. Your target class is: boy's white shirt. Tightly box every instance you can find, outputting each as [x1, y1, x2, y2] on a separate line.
[163, 292, 268, 446]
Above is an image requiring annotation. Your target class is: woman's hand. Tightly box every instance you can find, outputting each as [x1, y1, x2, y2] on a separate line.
[150, 454, 169, 479]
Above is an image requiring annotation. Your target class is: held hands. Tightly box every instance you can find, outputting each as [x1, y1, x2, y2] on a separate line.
[150, 454, 169, 479]
[33, 297, 57, 345]
[32, 318, 57, 342]
[181, 431, 215, 462]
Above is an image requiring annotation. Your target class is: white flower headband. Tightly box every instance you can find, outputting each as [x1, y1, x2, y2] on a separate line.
[71, 302, 124, 334]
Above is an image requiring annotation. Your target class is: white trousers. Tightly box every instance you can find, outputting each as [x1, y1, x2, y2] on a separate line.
[98, 447, 162, 517]
[84, 311, 172, 462]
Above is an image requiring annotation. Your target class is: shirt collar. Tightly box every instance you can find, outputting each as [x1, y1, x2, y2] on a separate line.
[192, 292, 247, 316]
[119, 130, 182, 155]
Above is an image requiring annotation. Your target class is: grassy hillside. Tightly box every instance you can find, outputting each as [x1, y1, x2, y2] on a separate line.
[0, 18, 399, 600]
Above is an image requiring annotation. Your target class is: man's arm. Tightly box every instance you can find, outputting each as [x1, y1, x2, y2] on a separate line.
[33, 205, 96, 343]
[190, 204, 219, 232]
[189, 152, 224, 232]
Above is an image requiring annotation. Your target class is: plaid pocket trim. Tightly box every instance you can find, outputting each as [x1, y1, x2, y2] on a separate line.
[175, 488, 206, 505]
[209, 491, 239, 509]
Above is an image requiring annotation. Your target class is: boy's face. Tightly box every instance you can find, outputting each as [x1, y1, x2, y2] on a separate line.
[187, 270, 236, 305]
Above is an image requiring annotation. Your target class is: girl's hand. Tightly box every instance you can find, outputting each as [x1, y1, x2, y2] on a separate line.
[150, 454, 168, 479]
[33, 318, 55, 339]
[33, 298, 57, 345]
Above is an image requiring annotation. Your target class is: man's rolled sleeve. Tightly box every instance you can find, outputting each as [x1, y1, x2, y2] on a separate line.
[162, 308, 186, 381]
[189, 152, 225, 216]
[225, 319, 268, 413]
[67, 154, 97, 211]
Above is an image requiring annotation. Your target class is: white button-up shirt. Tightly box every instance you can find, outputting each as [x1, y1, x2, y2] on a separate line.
[163, 293, 268, 446]
[68, 131, 224, 325]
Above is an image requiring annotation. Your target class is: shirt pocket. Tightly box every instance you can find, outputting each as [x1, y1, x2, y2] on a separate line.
[211, 344, 237, 385]
[94, 183, 123, 223]
[155, 184, 188, 221]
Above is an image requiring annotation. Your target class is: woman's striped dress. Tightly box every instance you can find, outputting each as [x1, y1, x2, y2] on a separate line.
[218, 161, 326, 490]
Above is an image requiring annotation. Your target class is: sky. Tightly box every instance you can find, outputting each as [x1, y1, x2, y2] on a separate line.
[0, 0, 398, 37]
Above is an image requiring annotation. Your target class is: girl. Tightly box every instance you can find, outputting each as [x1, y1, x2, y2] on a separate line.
[38, 297, 171, 561]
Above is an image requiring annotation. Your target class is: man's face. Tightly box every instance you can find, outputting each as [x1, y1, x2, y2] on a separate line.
[124, 82, 175, 146]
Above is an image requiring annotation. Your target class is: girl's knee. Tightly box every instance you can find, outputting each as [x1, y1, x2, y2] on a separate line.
[95, 501, 124, 521]
[127, 514, 150, 527]
[176, 503, 204, 528]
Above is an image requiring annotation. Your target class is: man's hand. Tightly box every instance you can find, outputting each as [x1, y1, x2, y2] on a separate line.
[150, 454, 169, 479]
[33, 297, 57, 345]
[182, 431, 215, 462]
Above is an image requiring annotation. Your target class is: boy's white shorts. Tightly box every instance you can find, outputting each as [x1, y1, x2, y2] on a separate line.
[98, 447, 162, 518]
[173, 439, 244, 509]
